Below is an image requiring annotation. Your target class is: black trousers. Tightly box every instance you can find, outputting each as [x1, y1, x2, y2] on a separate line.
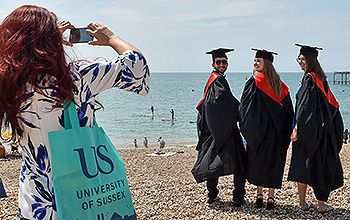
[207, 172, 246, 201]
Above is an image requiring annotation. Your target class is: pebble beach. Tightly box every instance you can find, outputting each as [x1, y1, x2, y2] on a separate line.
[1, 144, 349, 220]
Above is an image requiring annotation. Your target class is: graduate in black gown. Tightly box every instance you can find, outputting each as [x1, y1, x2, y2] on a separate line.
[239, 49, 294, 209]
[192, 48, 246, 207]
[288, 44, 344, 214]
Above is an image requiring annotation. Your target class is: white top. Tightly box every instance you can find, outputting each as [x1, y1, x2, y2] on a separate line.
[18, 50, 150, 220]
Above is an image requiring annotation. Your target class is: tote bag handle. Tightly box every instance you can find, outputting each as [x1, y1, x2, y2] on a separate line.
[63, 100, 98, 129]
[63, 100, 80, 129]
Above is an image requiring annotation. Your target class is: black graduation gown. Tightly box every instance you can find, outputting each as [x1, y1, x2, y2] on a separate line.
[239, 73, 294, 188]
[288, 73, 344, 192]
[192, 72, 246, 183]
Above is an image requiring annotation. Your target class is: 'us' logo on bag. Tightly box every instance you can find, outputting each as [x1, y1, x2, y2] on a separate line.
[74, 145, 115, 179]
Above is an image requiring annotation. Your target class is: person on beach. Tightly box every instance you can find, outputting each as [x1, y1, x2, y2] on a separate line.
[0, 142, 5, 158]
[143, 137, 149, 148]
[344, 129, 349, 144]
[153, 137, 165, 155]
[158, 137, 165, 149]
[192, 48, 246, 207]
[0, 5, 150, 219]
[239, 49, 294, 209]
[134, 138, 138, 148]
[288, 44, 344, 214]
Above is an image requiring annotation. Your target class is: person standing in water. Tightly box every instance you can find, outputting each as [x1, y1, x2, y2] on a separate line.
[150, 105, 154, 117]
[170, 109, 175, 121]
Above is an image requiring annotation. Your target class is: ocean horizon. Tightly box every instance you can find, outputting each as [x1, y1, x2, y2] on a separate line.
[95, 72, 350, 148]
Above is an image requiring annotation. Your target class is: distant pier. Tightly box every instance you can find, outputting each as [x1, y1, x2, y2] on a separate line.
[333, 72, 350, 85]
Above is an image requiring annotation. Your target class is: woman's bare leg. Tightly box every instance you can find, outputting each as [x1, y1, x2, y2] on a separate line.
[298, 182, 308, 209]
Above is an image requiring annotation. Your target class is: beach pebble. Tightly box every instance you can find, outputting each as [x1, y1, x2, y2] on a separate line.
[1, 145, 350, 219]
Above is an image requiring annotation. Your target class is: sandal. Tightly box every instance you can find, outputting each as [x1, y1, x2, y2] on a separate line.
[300, 201, 312, 211]
[318, 204, 334, 214]
[266, 197, 275, 210]
[256, 193, 263, 208]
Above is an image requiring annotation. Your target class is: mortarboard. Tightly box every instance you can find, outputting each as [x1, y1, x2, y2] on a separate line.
[205, 48, 234, 60]
[252, 48, 278, 63]
[295, 43, 323, 59]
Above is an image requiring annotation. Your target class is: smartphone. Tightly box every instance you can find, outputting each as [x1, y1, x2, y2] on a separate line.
[69, 28, 93, 43]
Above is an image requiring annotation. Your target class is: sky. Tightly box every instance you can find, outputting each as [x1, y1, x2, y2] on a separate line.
[1, 0, 350, 72]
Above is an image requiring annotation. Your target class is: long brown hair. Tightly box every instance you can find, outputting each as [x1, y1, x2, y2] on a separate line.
[0, 5, 76, 140]
[262, 59, 282, 97]
[302, 55, 327, 81]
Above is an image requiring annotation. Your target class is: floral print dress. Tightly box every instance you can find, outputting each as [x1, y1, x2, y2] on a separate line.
[18, 50, 150, 220]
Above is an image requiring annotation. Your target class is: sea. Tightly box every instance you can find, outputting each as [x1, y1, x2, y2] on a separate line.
[95, 72, 350, 148]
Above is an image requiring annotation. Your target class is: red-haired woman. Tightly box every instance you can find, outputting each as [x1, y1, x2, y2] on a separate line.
[0, 5, 150, 219]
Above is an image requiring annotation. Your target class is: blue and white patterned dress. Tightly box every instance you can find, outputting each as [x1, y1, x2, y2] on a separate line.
[18, 50, 150, 220]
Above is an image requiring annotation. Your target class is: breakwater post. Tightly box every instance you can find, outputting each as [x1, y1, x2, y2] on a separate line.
[333, 72, 350, 85]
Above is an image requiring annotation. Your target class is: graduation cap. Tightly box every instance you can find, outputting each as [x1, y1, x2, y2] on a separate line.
[251, 48, 278, 63]
[295, 43, 323, 59]
[206, 48, 234, 61]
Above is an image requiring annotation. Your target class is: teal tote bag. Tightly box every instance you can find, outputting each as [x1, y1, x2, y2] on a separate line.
[48, 101, 136, 220]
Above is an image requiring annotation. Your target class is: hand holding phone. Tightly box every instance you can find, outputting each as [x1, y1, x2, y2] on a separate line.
[58, 21, 75, 46]
[69, 28, 93, 43]
[80, 23, 141, 54]
[86, 23, 117, 46]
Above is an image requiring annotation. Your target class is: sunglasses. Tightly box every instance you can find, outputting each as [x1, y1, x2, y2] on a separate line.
[215, 60, 228, 65]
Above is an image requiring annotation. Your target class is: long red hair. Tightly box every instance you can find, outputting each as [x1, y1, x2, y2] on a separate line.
[0, 5, 76, 140]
